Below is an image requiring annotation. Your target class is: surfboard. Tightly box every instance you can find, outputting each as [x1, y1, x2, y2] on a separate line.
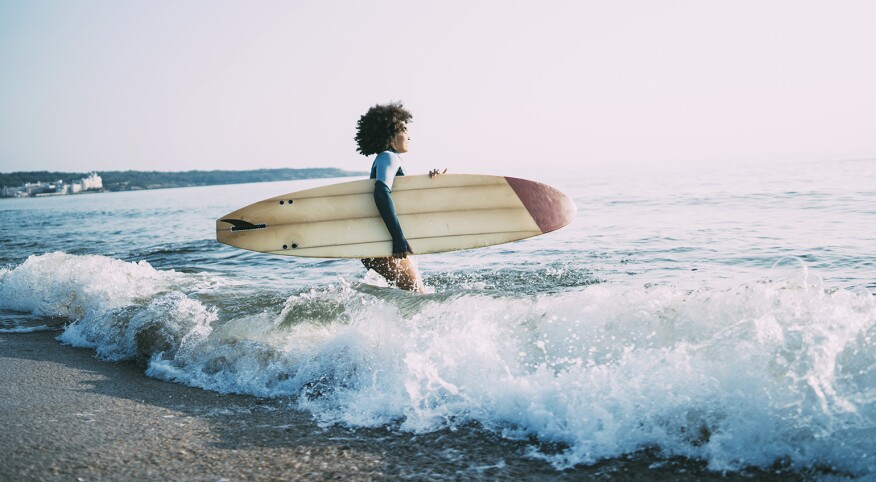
[216, 174, 576, 258]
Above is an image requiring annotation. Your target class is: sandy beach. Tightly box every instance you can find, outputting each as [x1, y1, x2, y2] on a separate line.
[0, 331, 813, 481]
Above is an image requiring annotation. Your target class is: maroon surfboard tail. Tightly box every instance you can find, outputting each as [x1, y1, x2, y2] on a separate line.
[504, 177, 577, 233]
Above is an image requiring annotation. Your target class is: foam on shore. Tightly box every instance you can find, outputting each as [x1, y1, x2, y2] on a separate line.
[1, 252, 875, 476]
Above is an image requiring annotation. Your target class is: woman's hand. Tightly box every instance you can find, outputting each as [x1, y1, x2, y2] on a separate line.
[393, 247, 414, 259]
[429, 168, 447, 178]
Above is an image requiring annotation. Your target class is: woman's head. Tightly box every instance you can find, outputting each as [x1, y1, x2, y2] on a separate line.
[355, 102, 412, 156]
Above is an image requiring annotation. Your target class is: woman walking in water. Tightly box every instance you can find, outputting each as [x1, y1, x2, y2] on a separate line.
[354, 102, 443, 292]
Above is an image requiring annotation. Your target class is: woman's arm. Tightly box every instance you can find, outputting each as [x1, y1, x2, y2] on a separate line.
[373, 180, 410, 257]
[372, 152, 411, 257]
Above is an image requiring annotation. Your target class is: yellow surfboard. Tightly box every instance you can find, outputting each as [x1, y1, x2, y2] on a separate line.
[216, 174, 576, 258]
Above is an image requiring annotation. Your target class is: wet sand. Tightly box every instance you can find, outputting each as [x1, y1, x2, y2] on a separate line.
[1, 332, 808, 481]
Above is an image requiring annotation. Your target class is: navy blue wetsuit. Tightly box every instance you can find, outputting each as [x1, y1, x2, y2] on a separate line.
[370, 150, 410, 255]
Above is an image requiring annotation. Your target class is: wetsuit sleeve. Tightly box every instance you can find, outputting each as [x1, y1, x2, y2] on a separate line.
[374, 180, 410, 254]
[371, 151, 408, 254]
[372, 151, 402, 189]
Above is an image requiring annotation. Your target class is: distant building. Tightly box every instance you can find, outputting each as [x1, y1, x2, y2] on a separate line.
[81, 172, 103, 191]
[0, 172, 103, 198]
[24, 182, 48, 196]
[62, 172, 102, 194]
[0, 185, 23, 197]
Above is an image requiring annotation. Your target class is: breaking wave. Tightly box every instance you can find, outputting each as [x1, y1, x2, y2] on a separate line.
[2, 252, 875, 476]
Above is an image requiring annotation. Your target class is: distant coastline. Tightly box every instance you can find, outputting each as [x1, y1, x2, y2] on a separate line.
[0, 168, 366, 199]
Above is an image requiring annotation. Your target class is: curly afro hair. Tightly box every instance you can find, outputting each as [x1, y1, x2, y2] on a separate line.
[354, 102, 412, 156]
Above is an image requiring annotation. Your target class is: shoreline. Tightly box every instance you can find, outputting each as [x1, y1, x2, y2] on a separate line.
[0, 168, 367, 201]
[1, 331, 808, 481]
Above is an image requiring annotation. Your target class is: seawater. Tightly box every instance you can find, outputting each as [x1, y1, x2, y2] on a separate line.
[1, 159, 874, 477]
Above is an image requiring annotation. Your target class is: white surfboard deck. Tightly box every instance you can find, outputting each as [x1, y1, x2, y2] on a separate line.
[216, 174, 576, 258]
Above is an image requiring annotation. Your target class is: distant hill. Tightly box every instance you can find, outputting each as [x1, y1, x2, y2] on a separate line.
[0, 168, 366, 191]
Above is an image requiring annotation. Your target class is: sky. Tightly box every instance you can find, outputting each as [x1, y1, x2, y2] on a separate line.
[1, 0, 875, 176]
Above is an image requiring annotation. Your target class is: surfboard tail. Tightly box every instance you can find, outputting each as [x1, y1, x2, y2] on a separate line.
[219, 219, 268, 232]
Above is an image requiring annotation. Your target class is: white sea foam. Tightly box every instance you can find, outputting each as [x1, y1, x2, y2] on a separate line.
[0, 325, 55, 333]
[0, 252, 174, 319]
[150, 278, 876, 476]
[1, 252, 874, 476]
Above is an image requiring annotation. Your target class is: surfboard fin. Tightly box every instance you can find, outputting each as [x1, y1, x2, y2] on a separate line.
[221, 219, 268, 232]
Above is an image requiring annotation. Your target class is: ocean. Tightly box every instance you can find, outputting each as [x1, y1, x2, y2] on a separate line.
[1, 159, 874, 479]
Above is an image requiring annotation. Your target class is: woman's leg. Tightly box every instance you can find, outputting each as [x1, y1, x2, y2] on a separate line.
[361, 257, 424, 292]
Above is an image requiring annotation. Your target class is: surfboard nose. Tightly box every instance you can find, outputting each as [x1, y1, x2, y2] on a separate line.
[504, 177, 577, 233]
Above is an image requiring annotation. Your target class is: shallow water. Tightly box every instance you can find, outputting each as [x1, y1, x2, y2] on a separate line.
[1, 159, 874, 478]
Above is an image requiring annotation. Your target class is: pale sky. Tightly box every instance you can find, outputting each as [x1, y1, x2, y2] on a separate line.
[1, 0, 875, 176]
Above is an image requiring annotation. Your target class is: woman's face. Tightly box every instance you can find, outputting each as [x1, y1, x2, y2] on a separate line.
[390, 124, 410, 153]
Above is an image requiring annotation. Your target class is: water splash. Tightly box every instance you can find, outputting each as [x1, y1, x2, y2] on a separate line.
[1, 252, 874, 476]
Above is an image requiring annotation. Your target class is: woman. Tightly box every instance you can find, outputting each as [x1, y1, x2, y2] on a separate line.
[354, 102, 442, 292]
